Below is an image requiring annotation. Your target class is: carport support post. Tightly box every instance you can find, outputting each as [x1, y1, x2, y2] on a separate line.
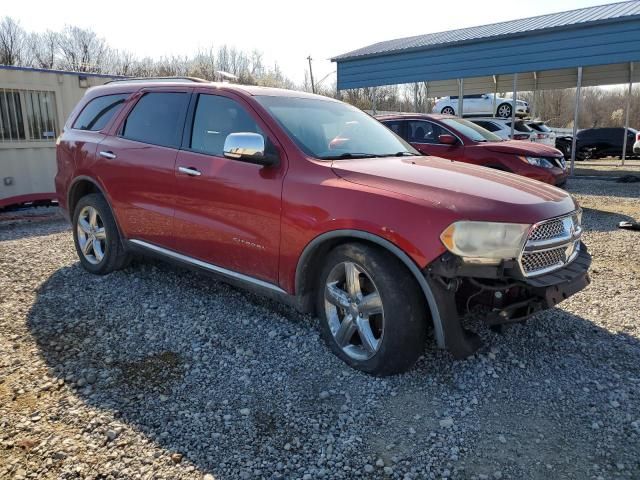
[532, 72, 538, 119]
[621, 62, 633, 166]
[372, 87, 377, 115]
[570, 67, 583, 175]
[510, 73, 518, 139]
[492, 75, 498, 116]
[458, 79, 464, 118]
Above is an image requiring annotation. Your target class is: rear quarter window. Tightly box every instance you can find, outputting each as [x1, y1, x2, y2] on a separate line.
[73, 94, 129, 131]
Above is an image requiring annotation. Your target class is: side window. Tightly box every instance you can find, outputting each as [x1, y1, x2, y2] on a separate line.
[121, 92, 189, 148]
[408, 121, 445, 144]
[190, 94, 263, 157]
[383, 121, 404, 138]
[73, 94, 128, 131]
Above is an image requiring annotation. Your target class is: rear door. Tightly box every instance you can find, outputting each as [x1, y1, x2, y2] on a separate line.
[172, 90, 286, 284]
[406, 119, 464, 159]
[97, 88, 191, 249]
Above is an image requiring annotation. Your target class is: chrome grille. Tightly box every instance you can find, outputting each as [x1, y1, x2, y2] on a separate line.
[519, 211, 582, 277]
[521, 247, 568, 273]
[528, 218, 565, 241]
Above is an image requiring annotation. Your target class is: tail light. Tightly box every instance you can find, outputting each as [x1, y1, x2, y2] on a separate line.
[513, 134, 530, 140]
[636, 132, 640, 142]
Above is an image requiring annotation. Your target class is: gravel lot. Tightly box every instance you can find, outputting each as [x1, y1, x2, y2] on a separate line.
[1, 178, 639, 480]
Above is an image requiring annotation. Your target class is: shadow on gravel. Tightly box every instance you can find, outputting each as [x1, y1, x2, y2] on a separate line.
[567, 178, 640, 199]
[26, 260, 640, 479]
[581, 207, 637, 232]
[0, 212, 69, 242]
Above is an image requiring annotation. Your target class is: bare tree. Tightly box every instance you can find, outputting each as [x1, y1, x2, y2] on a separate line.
[28, 31, 59, 69]
[0, 17, 26, 65]
[57, 26, 109, 72]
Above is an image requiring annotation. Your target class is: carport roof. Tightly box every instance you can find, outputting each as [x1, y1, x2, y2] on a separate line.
[332, 1, 640, 61]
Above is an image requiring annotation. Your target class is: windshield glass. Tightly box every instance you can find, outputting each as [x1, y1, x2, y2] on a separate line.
[254, 95, 418, 159]
[529, 122, 551, 133]
[440, 118, 502, 142]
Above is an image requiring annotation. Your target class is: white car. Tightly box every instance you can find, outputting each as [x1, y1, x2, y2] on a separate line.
[468, 118, 535, 141]
[526, 121, 556, 147]
[432, 93, 529, 118]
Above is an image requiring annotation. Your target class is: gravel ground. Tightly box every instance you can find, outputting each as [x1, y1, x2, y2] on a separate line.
[1, 179, 639, 480]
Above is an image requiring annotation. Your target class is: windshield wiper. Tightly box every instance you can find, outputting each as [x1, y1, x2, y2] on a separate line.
[377, 151, 420, 157]
[318, 152, 379, 160]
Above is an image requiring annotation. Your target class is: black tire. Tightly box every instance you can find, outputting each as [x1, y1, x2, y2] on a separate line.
[72, 193, 130, 275]
[496, 103, 512, 118]
[316, 243, 427, 376]
[441, 106, 455, 116]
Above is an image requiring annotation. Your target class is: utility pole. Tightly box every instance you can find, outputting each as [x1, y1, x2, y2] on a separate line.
[307, 56, 316, 94]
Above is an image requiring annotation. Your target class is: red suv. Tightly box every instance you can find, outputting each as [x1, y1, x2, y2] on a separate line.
[378, 114, 568, 186]
[55, 79, 590, 375]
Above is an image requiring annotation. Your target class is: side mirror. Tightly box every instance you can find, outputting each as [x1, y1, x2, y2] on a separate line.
[439, 134, 457, 145]
[223, 132, 278, 166]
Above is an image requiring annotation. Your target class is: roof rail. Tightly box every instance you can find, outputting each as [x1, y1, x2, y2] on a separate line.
[105, 76, 210, 84]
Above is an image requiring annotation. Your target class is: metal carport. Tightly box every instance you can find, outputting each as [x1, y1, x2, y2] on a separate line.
[332, 1, 640, 172]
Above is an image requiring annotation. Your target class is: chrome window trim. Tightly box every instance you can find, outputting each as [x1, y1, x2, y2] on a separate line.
[129, 239, 286, 294]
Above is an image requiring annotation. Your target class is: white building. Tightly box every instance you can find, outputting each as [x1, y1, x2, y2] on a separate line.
[0, 65, 123, 208]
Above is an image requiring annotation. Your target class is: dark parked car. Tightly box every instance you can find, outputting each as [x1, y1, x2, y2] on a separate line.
[555, 136, 594, 161]
[575, 127, 638, 159]
[56, 79, 590, 375]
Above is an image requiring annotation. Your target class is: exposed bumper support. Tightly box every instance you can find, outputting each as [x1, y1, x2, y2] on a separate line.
[424, 243, 591, 359]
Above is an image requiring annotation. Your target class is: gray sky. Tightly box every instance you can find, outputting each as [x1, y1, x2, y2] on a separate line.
[5, 0, 621, 85]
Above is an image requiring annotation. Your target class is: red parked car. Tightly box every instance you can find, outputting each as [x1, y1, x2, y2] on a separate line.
[56, 79, 590, 375]
[378, 114, 568, 186]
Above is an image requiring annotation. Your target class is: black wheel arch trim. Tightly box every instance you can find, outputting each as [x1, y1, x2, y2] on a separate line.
[295, 229, 446, 348]
[67, 176, 125, 236]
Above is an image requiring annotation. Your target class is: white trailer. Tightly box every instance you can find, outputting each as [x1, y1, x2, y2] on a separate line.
[0, 66, 122, 208]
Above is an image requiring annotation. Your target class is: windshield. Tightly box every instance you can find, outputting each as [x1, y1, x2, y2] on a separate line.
[254, 95, 418, 159]
[440, 118, 502, 143]
[507, 121, 534, 133]
[529, 122, 551, 133]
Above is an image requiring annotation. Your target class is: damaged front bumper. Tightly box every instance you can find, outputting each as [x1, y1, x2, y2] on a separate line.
[424, 243, 591, 359]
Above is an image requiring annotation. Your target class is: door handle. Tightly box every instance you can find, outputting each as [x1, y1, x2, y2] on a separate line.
[178, 166, 201, 176]
[99, 151, 117, 159]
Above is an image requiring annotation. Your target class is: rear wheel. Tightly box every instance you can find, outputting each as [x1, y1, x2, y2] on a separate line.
[496, 103, 512, 118]
[441, 106, 455, 116]
[73, 193, 130, 274]
[316, 243, 427, 376]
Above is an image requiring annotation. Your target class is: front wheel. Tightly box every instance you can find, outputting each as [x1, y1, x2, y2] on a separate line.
[441, 106, 455, 115]
[316, 243, 427, 376]
[73, 193, 130, 274]
[496, 103, 513, 118]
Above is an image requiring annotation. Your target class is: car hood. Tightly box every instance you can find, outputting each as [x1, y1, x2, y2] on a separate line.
[482, 140, 562, 157]
[331, 156, 576, 224]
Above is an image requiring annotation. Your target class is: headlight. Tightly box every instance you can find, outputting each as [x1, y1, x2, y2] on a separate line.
[523, 156, 554, 169]
[440, 221, 531, 263]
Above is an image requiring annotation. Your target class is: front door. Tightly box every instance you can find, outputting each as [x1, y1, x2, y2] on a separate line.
[97, 89, 190, 249]
[406, 120, 464, 160]
[172, 91, 286, 285]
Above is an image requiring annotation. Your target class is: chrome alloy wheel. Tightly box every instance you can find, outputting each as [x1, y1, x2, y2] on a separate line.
[497, 104, 512, 118]
[324, 262, 384, 361]
[441, 107, 455, 115]
[76, 206, 106, 265]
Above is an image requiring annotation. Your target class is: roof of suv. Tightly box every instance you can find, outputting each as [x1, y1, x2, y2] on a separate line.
[87, 79, 337, 102]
